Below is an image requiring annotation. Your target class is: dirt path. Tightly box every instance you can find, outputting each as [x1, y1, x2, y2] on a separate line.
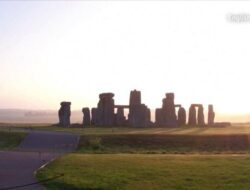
[0, 131, 79, 190]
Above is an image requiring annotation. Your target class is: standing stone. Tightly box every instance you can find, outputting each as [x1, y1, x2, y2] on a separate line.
[82, 107, 91, 126]
[115, 107, 126, 126]
[178, 107, 186, 126]
[96, 93, 115, 126]
[197, 105, 205, 126]
[208, 104, 215, 126]
[129, 104, 150, 127]
[128, 90, 150, 127]
[188, 105, 196, 126]
[162, 93, 177, 126]
[155, 108, 164, 126]
[129, 90, 141, 106]
[58, 101, 71, 127]
[91, 108, 98, 125]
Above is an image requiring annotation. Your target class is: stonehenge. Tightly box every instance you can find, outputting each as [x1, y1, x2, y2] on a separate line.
[58, 90, 216, 127]
[197, 105, 205, 126]
[155, 93, 185, 127]
[162, 93, 177, 126]
[128, 90, 151, 127]
[58, 101, 71, 127]
[82, 107, 91, 126]
[177, 107, 186, 126]
[94, 93, 115, 126]
[208, 104, 215, 126]
[91, 108, 98, 125]
[89, 90, 151, 127]
[188, 104, 205, 126]
[188, 105, 197, 125]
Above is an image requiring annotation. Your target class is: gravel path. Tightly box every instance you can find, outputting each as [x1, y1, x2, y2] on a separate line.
[0, 131, 79, 190]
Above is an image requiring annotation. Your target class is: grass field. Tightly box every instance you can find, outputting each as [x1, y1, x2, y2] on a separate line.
[1, 123, 250, 135]
[2, 124, 250, 153]
[0, 131, 27, 150]
[77, 134, 250, 154]
[38, 154, 250, 190]
[10, 123, 247, 189]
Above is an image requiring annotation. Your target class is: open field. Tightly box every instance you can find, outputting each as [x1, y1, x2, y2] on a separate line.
[37, 154, 250, 190]
[77, 134, 250, 154]
[3, 124, 250, 153]
[2, 123, 250, 189]
[0, 131, 27, 150]
[1, 123, 250, 135]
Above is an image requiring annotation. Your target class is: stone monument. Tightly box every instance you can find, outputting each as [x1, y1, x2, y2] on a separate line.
[58, 101, 71, 127]
[82, 107, 91, 126]
[155, 93, 177, 127]
[177, 107, 186, 126]
[188, 104, 196, 125]
[93, 93, 115, 126]
[128, 90, 150, 127]
[197, 105, 205, 126]
[208, 104, 215, 125]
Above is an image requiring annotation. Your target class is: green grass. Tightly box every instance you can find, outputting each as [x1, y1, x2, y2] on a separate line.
[0, 131, 27, 150]
[77, 134, 250, 154]
[37, 154, 250, 190]
[2, 124, 250, 136]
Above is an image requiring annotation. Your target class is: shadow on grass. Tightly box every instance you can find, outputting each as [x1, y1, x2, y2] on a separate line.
[77, 134, 250, 154]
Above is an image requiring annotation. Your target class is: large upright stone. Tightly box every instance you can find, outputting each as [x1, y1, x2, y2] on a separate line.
[162, 93, 177, 126]
[208, 104, 215, 126]
[91, 108, 98, 125]
[58, 101, 71, 127]
[129, 90, 141, 105]
[178, 107, 186, 126]
[96, 93, 115, 126]
[129, 104, 150, 127]
[82, 107, 91, 126]
[155, 108, 164, 126]
[128, 90, 150, 127]
[115, 107, 126, 126]
[197, 105, 205, 126]
[188, 105, 196, 126]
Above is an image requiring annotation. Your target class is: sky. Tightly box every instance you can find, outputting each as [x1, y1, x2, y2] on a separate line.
[1, 1, 250, 121]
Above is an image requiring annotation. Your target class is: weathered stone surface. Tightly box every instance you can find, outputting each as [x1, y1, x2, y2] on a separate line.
[188, 105, 196, 125]
[188, 104, 205, 126]
[58, 101, 71, 127]
[197, 105, 205, 126]
[155, 108, 163, 126]
[91, 108, 98, 125]
[129, 104, 150, 127]
[208, 104, 215, 126]
[82, 107, 91, 126]
[161, 93, 177, 127]
[115, 107, 126, 126]
[178, 107, 186, 126]
[99, 93, 114, 99]
[155, 93, 179, 127]
[128, 90, 150, 127]
[95, 93, 115, 126]
[129, 90, 141, 106]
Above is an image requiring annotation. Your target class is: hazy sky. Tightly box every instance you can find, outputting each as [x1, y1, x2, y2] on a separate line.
[1, 1, 250, 116]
